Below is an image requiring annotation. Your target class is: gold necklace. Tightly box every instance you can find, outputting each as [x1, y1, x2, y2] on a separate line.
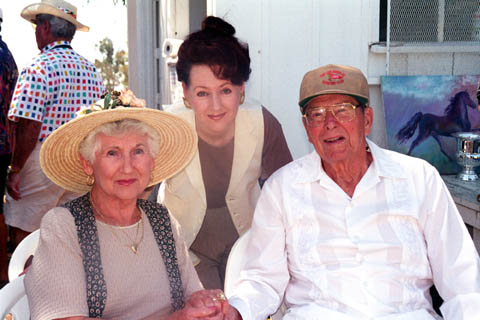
[90, 193, 145, 254]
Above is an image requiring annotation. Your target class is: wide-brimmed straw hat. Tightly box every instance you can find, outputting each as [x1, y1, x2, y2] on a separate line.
[40, 107, 197, 194]
[299, 64, 369, 113]
[21, 0, 89, 32]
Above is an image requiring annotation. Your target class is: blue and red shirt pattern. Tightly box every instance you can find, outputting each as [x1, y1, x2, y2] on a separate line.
[0, 36, 18, 154]
[8, 41, 104, 142]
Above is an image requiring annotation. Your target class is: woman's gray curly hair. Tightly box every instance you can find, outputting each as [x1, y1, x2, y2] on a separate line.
[79, 119, 161, 163]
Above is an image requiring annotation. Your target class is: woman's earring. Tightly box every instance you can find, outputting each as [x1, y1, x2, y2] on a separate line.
[240, 93, 245, 105]
[183, 97, 192, 109]
[86, 175, 95, 186]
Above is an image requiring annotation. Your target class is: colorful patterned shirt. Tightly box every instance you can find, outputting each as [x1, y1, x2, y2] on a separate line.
[0, 36, 18, 154]
[8, 41, 104, 142]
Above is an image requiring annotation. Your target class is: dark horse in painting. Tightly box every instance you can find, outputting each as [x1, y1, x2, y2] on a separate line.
[396, 91, 478, 160]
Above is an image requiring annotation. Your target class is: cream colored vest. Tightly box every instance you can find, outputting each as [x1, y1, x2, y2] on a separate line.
[159, 101, 264, 263]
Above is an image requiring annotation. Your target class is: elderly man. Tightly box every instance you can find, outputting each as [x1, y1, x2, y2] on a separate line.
[222, 64, 480, 319]
[5, 0, 104, 247]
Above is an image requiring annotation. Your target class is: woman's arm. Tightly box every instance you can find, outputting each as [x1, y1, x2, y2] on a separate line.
[260, 107, 292, 181]
[25, 209, 90, 320]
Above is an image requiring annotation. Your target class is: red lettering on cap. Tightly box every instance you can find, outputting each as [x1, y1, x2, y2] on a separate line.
[320, 70, 345, 85]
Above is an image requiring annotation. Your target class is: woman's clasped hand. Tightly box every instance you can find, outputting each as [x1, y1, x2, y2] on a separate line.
[170, 290, 241, 320]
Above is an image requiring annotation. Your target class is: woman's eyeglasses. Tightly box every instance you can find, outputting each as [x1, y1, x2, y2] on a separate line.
[304, 103, 358, 126]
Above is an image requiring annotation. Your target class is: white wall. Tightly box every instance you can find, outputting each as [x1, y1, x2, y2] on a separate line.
[129, 1, 480, 159]
[128, 0, 208, 109]
[212, 1, 480, 159]
[213, 0, 379, 159]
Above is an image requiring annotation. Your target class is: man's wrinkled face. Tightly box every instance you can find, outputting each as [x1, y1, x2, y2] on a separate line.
[302, 94, 373, 167]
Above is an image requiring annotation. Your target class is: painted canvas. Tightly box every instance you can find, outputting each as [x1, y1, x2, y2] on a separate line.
[382, 75, 480, 175]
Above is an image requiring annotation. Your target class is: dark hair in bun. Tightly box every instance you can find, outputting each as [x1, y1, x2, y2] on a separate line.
[201, 16, 235, 36]
[176, 16, 251, 86]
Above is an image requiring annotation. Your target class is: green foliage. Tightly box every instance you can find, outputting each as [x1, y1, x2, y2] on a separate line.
[101, 91, 123, 109]
[94, 37, 128, 92]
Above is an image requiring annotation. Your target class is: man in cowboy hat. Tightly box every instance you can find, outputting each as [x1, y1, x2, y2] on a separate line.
[5, 0, 105, 247]
[0, 6, 18, 284]
[221, 65, 480, 319]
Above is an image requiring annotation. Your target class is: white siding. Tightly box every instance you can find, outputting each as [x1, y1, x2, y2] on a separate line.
[130, 1, 480, 159]
[213, 0, 380, 158]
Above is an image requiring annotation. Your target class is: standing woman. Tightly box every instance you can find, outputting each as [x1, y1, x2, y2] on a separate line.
[160, 16, 292, 289]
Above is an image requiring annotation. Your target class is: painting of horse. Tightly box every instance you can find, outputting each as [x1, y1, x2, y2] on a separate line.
[382, 75, 480, 175]
[396, 91, 477, 160]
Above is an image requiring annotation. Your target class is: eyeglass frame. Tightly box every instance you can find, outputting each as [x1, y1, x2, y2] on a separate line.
[303, 102, 362, 126]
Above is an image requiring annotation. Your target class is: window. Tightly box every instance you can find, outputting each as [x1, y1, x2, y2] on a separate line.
[379, 0, 480, 43]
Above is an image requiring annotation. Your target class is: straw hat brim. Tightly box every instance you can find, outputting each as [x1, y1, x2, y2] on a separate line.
[21, 3, 89, 32]
[40, 108, 197, 194]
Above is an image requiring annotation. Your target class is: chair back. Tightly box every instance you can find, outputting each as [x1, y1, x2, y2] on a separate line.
[8, 230, 40, 281]
[224, 229, 286, 319]
[0, 275, 30, 320]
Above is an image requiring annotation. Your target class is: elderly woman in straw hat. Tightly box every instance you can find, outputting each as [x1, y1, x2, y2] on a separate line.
[24, 92, 229, 320]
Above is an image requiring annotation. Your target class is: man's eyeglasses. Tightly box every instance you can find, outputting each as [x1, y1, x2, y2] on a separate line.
[303, 103, 358, 126]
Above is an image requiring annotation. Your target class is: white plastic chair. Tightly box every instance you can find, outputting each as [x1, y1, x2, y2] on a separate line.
[224, 229, 286, 319]
[8, 230, 40, 281]
[0, 275, 30, 320]
[224, 229, 250, 297]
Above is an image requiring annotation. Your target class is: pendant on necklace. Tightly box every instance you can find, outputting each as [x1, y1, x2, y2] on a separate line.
[131, 244, 138, 254]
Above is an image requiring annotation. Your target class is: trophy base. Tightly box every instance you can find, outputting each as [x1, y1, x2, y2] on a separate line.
[456, 170, 479, 181]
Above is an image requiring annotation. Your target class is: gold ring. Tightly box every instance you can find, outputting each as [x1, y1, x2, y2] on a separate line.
[217, 292, 226, 301]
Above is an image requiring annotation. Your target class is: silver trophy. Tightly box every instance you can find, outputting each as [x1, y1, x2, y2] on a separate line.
[452, 132, 480, 181]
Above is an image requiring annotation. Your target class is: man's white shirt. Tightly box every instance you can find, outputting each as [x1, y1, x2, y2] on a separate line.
[228, 139, 480, 320]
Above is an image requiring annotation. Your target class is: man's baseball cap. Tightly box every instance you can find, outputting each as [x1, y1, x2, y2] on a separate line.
[299, 64, 369, 113]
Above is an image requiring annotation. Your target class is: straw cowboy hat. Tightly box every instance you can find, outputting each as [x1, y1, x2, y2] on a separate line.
[21, 0, 89, 32]
[40, 106, 198, 194]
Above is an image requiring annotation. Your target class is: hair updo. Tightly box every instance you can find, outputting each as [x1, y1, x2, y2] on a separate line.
[176, 16, 251, 86]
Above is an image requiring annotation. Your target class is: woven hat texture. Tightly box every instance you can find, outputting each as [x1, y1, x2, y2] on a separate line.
[21, 0, 89, 31]
[40, 108, 197, 193]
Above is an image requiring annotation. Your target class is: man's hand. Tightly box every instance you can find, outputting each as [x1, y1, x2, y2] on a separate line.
[166, 289, 226, 319]
[186, 290, 243, 320]
[166, 305, 222, 320]
[187, 290, 226, 315]
[6, 171, 21, 200]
